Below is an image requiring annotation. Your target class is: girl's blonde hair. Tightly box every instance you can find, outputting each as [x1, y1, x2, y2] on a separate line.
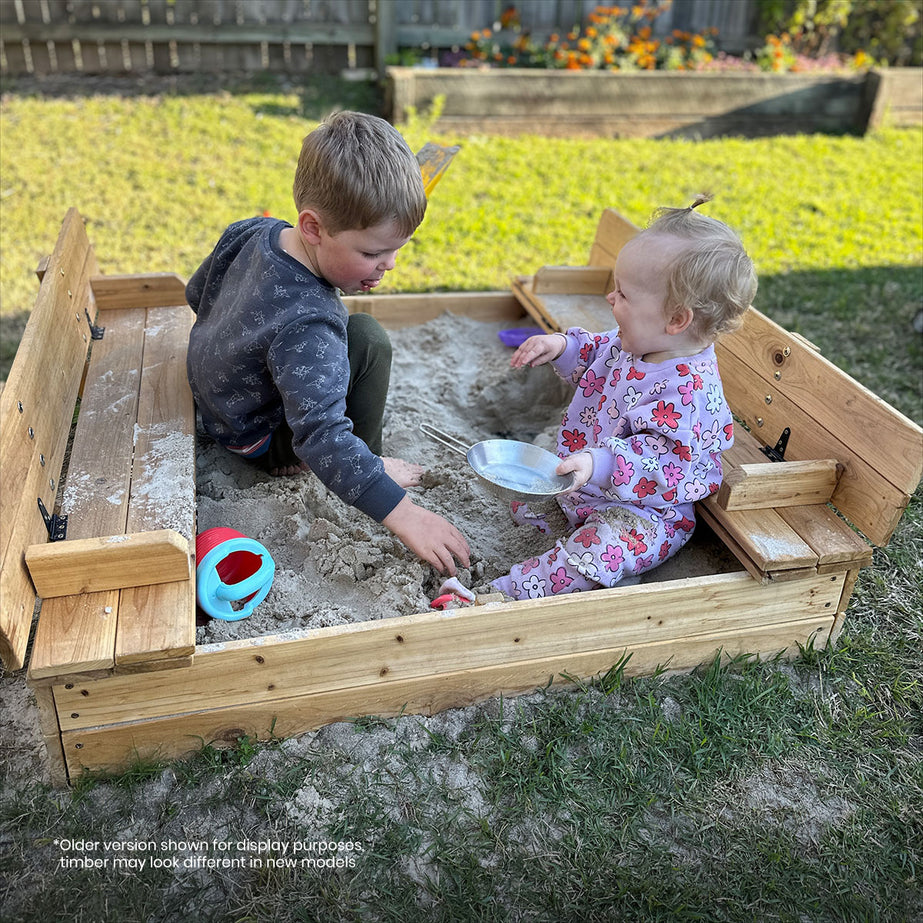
[292, 111, 426, 237]
[645, 195, 757, 339]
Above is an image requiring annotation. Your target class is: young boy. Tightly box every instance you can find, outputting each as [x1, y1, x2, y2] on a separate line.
[492, 198, 757, 599]
[187, 111, 469, 575]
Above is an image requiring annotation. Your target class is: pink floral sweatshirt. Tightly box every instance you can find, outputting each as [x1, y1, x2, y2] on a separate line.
[552, 327, 734, 520]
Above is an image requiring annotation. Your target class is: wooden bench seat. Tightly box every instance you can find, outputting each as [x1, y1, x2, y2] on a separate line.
[0, 210, 196, 683]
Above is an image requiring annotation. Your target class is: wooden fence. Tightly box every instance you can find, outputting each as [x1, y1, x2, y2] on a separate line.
[0, 0, 758, 78]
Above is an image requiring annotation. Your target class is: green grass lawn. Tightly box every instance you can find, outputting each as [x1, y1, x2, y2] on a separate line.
[1, 80, 921, 417]
[0, 77, 921, 922]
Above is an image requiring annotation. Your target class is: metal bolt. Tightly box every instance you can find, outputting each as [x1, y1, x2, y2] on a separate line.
[28, 427, 34, 439]
[774, 371, 781, 380]
[765, 395, 773, 405]
[783, 346, 791, 357]
[756, 418, 764, 427]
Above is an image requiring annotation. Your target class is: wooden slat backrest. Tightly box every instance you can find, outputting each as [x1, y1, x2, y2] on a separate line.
[0, 209, 96, 670]
[588, 208, 640, 268]
[715, 310, 922, 547]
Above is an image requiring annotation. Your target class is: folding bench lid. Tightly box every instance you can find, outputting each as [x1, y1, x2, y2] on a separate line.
[1, 210, 97, 671]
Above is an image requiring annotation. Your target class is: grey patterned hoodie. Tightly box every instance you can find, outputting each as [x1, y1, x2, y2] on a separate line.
[186, 217, 404, 522]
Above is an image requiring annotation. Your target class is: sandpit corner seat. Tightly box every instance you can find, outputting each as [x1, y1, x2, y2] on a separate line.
[0, 208, 197, 702]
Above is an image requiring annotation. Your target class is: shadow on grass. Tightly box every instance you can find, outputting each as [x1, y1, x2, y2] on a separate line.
[0, 71, 385, 120]
[0, 311, 30, 385]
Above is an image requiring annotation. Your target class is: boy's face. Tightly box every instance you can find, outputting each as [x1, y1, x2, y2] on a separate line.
[309, 218, 412, 295]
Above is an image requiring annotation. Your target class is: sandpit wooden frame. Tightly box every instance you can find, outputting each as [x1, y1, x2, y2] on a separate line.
[2, 209, 920, 785]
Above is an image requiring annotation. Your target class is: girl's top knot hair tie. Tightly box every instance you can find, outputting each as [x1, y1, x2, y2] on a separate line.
[688, 193, 713, 211]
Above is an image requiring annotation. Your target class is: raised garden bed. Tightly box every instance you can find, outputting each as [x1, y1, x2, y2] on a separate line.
[386, 66, 923, 137]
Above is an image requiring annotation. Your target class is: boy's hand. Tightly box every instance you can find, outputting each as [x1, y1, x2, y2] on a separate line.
[510, 333, 567, 369]
[556, 452, 593, 491]
[383, 496, 471, 575]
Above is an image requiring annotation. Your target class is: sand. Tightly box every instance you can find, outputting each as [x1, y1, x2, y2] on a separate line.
[193, 311, 574, 643]
[193, 310, 740, 644]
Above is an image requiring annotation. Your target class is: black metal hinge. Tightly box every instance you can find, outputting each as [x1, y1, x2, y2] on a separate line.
[37, 498, 67, 542]
[761, 427, 791, 462]
[85, 308, 105, 340]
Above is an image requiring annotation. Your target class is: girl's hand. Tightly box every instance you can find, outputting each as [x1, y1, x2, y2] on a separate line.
[510, 333, 567, 369]
[556, 452, 593, 491]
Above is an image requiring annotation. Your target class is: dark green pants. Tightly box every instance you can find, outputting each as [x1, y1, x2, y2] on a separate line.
[344, 312, 392, 456]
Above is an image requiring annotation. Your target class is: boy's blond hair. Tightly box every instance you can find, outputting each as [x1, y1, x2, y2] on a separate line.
[645, 196, 757, 340]
[292, 111, 426, 237]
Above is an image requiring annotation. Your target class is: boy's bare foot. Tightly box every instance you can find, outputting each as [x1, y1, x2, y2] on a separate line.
[383, 456, 424, 487]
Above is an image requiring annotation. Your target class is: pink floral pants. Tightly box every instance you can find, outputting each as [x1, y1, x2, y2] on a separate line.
[491, 499, 695, 600]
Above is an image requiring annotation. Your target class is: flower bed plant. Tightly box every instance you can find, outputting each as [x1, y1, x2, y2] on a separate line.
[449, 0, 917, 73]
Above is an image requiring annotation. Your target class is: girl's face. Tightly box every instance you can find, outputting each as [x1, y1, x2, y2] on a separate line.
[607, 234, 684, 361]
[308, 219, 412, 294]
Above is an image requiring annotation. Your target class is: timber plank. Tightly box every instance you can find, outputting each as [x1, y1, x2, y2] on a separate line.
[60, 306, 145, 534]
[715, 345, 912, 546]
[29, 591, 120, 678]
[587, 207, 639, 267]
[90, 273, 187, 310]
[25, 530, 191, 598]
[115, 578, 195, 669]
[115, 304, 196, 668]
[0, 210, 97, 670]
[59, 612, 835, 777]
[533, 265, 612, 295]
[124, 305, 196, 539]
[53, 571, 843, 730]
[342, 291, 523, 328]
[721, 308, 922, 494]
[697, 498, 818, 578]
[717, 458, 839, 510]
[778, 505, 872, 570]
[30, 684, 69, 787]
[28, 307, 145, 677]
[717, 309, 923, 545]
[513, 276, 613, 333]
